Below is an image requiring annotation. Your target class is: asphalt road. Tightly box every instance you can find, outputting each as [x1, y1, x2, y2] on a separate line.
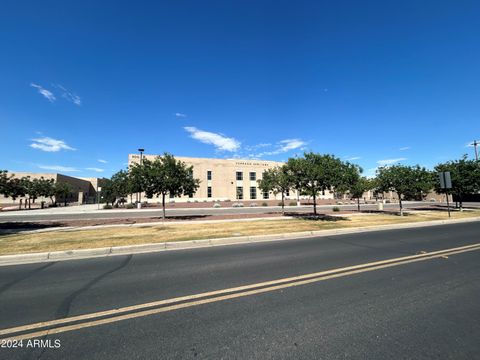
[0, 201, 431, 222]
[1, 221, 479, 359]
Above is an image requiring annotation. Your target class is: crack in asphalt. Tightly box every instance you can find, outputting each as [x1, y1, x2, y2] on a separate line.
[54, 255, 133, 320]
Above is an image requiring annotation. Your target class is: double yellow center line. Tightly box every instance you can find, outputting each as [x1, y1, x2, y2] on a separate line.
[2, 242, 479, 341]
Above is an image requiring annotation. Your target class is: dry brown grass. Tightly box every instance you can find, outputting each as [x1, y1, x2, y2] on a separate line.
[0, 210, 479, 255]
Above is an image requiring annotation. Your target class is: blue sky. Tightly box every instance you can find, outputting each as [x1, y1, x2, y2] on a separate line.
[1, 0, 479, 178]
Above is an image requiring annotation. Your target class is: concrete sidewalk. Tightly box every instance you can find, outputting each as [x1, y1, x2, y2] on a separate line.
[1, 216, 478, 267]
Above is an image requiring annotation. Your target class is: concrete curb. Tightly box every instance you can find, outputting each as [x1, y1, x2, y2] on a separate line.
[1, 216, 479, 267]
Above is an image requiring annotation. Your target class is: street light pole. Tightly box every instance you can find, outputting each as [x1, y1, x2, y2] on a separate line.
[138, 148, 144, 204]
[473, 140, 478, 161]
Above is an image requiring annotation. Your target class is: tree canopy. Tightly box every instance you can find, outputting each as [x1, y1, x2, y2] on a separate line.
[376, 165, 434, 215]
[434, 156, 480, 209]
[258, 165, 292, 214]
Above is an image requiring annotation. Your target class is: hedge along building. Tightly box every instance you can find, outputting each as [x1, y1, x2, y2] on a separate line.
[128, 154, 335, 203]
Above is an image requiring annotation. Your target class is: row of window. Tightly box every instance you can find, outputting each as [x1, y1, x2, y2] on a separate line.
[236, 171, 256, 181]
[178, 187, 290, 199]
[206, 171, 257, 181]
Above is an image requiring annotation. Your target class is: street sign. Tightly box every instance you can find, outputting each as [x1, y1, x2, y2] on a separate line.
[438, 171, 452, 189]
[438, 171, 452, 218]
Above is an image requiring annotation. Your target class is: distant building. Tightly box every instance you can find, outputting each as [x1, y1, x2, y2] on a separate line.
[0, 172, 105, 205]
[128, 154, 335, 202]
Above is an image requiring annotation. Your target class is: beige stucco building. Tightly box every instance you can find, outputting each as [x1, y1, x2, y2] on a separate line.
[0, 172, 104, 205]
[128, 154, 335, 202]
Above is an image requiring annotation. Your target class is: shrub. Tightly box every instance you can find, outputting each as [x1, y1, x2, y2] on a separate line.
[336, 201, 343, 205]
[278, 202, 284, 206]
[262, 202, 268, 207]
[332, 206, 340, 212]
[126, 203, 135, 209]
[289, 201, 297, 206]
[213, 203, 221, 208]
[103, 204, 113, 210]
[250, 203, 258, 207]
[232, 202, 244, 207]
[224, 199, 231, 202]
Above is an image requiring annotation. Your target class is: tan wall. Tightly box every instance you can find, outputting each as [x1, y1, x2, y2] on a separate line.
[128, 154, 335, 202]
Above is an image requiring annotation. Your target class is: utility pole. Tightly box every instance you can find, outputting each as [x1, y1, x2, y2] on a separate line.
[473, 140, 478, 161]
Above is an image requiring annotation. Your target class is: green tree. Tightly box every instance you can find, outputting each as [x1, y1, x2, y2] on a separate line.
[110, 170, 132, 206]
[99, 179, 117, 206]
[0, 170, 9, 197]
[136, 153, 200, 218]
[258, 165, 292, 215]
[349, 177, 373, 212]
[39, 178, 56, 205]
[334, 162, 363, 199]
[434, 155, 480, 210]
[4, 176, 27, 209]
[55, 182, 73, 206]
[376, 165, 434, 216]
[22, 177, 36, 209]
[286, 153, 346, 215]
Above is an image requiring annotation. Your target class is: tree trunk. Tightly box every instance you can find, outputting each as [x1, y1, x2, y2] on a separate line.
[28, 198, 31, 210]
[281, 192, 285, 215]
[357, 197, 360, 212]
[162, 193, 166, 219]
[313, 192, 317, 215]
[19, 199, 22, 210]
[399, 196, 403, 216]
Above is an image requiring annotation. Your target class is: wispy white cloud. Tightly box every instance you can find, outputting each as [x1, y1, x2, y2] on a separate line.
[98, 159, 108, 164]
[345, 156, 361, 161]
[30, 137, 76, 152]
[256, 139, 307, 157]
[244, 143, 272, 152]
[30, 83, 56, 102]
[53, 84, 81, 106]
[86, 167, 104, 173]
[184, 126, 240, 152]
[175, 112, 187, 118]
[37, 164, 79, 172]
[399, 146, 410, 151]
[377, 158, 407, 166]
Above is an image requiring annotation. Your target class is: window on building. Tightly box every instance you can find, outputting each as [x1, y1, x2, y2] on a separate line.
[263, 191, 269, 199]
[249, 172, 256, 181]
[286, 189, 290, 197]
[207, 170, 212, 180]
[169, 193, 174, 199]
[207, 186, 212, 198]
[236, 171, 243, 181]
[189, 193, 193, 198]
[250, 187, 257, 199]
[236, 186, 243, 200]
